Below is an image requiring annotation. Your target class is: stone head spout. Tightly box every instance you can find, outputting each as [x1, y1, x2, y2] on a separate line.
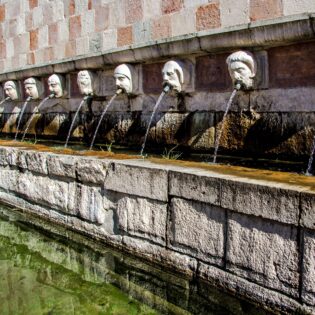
[48, 74, 64, 98]
[24, 77, 40, 100]
[114, 64, 132, 94]
[226, 51, 256, 90]
[77, 70, 93, 96]
[4, 81, 19, 100]
[162, 60, 184, 93]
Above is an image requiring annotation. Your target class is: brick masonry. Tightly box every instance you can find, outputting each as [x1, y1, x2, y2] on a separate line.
[0, 0, 313, 72]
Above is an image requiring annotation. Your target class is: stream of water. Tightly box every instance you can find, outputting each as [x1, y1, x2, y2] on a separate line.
[21, 96, 51, 142]
[212, 89, 238, 164]
[64, 97, 88, 148]
[140, 88, 169, 156]
[14, 97, 31, 141]
[89, 93, 118, 150]
[306, 134, 315, 175]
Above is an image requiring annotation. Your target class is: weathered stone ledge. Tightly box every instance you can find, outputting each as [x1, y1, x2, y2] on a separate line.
[0, 145, 314, 314]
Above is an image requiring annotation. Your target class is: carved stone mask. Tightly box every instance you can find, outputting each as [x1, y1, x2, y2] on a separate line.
[226, 51, 256, 90]
[114, 64, 132, 94]
[162, 61, 184, 93]
[48, 74, 63, 98]
[4, 81, 18, 100]
[24, 77, 39, 99]
[77, 70, 93, 96]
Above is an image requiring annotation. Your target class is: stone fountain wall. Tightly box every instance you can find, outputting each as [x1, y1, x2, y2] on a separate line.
[0, 145, 314, 314]
[0, 13, 314, 159]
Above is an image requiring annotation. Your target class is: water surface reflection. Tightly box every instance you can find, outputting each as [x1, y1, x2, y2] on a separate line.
[0, 206, 271, 315]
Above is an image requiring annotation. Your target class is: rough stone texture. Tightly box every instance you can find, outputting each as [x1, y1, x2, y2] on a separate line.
[226, 212, 300, 298]
[47, 154, 78, 179]
[221, 178, 301, 225]
[117, 195, 167, 245]
[122, 236, 198, 277]
[169, 198, 225, 266]
[250, 0, 283, 21]
[198, 262, 307, 315]
[117, 26, 133, 47]
[17, 172, 70, 213]
[76, 157, 110, 184]
[300, 191, 315, 230]
[196, 2, 221, 31]
[220, 0, 249, 27]
[104, 161, 168, 201]
[169, 170, 221, 205]
[302, 230, 315, 306]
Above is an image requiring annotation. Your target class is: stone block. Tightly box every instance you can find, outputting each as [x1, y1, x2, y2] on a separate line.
[77, 184, 107, 224]
[123, 236, 198, 277]
[195, 54, 230, 92]
[250, 87, 315, 112]
[133, 20, 151, 44]
[117, 195, 167, 245]
[104, 161, 168, 201]
[250, 16, 313, 47]
[76, 157, 110, 184]
[142, 62, 164, 94]
[47, 153, 78, 179]
[125, 0, 143, 24]
[0, 168, 19, 193]
[171, 9, 195, 37]
[221, 178, 300, 225]
[198, 262, 305, 314]
[169, 169, 221, 205]
[300, 191, 315, 230]
[69, 15, 81, 41]
[220, 0, 249, 27]
[283, 0, 315, 15]
[117, 25, 133, 47]
[22, 150, 49, 174]
[226, 212, 299, 298]
[81, 10, 95, 36]
[302, 230, 315, 306]
[199, 25, 252, 52]
[151, 15, 171, 40]
[102, 29, 117, 51]
[196, 3, 221, 32]
[268, 42, 315, 89]
[250, 0, 282, 22]
[169, 198, 225, 266]
[53, 61, 76, 74]
[17, 172, 69, 212]
[0, 147, 8, 166]
[95, 5, 109, 32]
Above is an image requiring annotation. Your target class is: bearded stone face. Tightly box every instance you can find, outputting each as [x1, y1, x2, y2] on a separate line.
[48, 74, 63, 98]
[162, 61, 184, 93]
[77, 71, 93, 96]
[4, 81, 18, 100]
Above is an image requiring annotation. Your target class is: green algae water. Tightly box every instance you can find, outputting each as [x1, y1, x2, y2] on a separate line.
[0, 205, 271, 315]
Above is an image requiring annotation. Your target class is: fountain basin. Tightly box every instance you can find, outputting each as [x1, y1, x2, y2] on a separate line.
[0, 142, 314, 314]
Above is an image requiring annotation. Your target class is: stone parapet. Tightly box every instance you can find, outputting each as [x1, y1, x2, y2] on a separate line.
[0, 144, 314, 314]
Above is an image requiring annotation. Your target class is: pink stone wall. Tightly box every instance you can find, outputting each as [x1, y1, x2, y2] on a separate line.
[0, 0, 314, 73]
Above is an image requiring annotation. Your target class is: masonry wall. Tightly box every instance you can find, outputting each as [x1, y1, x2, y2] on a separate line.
[0, 0, 315, 72]
[0, 145, 314, 314]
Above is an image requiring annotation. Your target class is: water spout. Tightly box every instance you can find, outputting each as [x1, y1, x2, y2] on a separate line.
[64, 95, 91, 148]
[306, 135, 315, 175]
[0, 97, 10, 106]
[14, 97, 31, 141]
[21, 96, 51, 142]
[89, 89, 122, 150]
[140, 86, 170, 156]
[212, 88, 238, 164]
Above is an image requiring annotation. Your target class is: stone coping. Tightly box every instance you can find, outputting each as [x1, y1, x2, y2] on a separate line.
[0, 13, 314, 82]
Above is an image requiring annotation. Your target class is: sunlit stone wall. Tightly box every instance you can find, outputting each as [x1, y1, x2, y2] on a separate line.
[0, 0, 315, 72]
